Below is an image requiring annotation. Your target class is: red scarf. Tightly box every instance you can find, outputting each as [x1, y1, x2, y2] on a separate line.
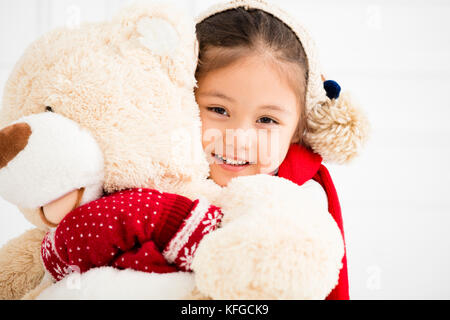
[277, 143, 350, 300]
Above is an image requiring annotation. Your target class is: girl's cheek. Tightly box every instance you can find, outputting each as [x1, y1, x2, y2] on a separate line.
[259, 128, 294, 174]
[202, 126, 224, 156]
[256, 128, 283, 168]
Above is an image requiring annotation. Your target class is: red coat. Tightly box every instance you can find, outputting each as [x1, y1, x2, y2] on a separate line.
[277, 143, 350, 300]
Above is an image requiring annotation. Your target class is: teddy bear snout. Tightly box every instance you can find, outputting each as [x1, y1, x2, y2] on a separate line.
[0, 112, 105, 214]
[0, 122, 31, 170]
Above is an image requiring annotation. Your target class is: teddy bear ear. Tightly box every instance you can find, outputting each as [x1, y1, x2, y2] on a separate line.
[136, 16, 180, 57]
[112, 2, 198, 88]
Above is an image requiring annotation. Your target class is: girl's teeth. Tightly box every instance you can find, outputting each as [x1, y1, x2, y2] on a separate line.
[215, 154, 248, 165]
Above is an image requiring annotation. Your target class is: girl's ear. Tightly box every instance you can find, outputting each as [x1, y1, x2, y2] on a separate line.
[111, 2, 198, 88]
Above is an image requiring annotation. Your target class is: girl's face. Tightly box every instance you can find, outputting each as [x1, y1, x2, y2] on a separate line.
[195, 54, 301, 187]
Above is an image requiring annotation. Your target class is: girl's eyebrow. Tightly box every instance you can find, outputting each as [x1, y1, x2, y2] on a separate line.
[259, 105, 291, 115]
[198, 91, 236, 103]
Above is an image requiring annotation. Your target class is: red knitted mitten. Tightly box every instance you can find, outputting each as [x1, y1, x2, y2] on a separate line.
[41, 188, 222, 281]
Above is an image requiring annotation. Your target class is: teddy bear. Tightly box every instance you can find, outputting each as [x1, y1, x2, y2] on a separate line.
[0, 2, 346, 300]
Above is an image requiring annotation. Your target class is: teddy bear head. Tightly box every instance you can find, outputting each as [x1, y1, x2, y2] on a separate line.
[0, 3, 216, 229]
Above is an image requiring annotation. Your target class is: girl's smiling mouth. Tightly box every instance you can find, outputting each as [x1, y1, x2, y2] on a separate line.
[211, 152, 255, 172]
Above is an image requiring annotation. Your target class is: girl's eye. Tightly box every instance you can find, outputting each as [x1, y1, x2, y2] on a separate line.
[207, 106, 229, 116]
[257, 117, 278, 125]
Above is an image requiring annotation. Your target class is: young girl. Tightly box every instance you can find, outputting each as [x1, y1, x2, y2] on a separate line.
[194, 0, 370, 300]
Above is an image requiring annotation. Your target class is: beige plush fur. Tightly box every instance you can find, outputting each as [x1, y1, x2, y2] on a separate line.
[193, 175, 344, 299]
[0, 2, 345, 300]
[0, 229, 46, 299]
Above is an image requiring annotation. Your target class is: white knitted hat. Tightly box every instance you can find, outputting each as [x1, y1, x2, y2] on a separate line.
[196, 0, 370, 164]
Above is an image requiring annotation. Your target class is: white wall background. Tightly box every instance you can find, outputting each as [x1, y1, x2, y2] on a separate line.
[1, 0, 449, 299]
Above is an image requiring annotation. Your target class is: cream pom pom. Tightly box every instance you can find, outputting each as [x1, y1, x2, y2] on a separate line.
[304, 91, 370, 164]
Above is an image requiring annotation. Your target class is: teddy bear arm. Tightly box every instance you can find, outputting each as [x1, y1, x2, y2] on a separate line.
[0, 228, 46, 299]
[192, 210, 344, 300]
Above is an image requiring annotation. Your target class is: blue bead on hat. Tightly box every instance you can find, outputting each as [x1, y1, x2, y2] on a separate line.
[323, 80, 341, 100]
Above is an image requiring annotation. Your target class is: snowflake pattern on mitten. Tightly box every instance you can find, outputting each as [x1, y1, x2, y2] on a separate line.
[162, 197, 223, 271]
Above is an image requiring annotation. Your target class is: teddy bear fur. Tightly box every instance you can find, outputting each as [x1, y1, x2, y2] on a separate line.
[0, 2, 344, 300]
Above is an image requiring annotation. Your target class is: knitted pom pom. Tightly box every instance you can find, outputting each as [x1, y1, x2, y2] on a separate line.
[323, 80, 341, 100]
[304, 92, 370, 164]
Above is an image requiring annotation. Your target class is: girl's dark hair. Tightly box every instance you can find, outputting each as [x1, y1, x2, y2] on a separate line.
[195, 7, 309, 144]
